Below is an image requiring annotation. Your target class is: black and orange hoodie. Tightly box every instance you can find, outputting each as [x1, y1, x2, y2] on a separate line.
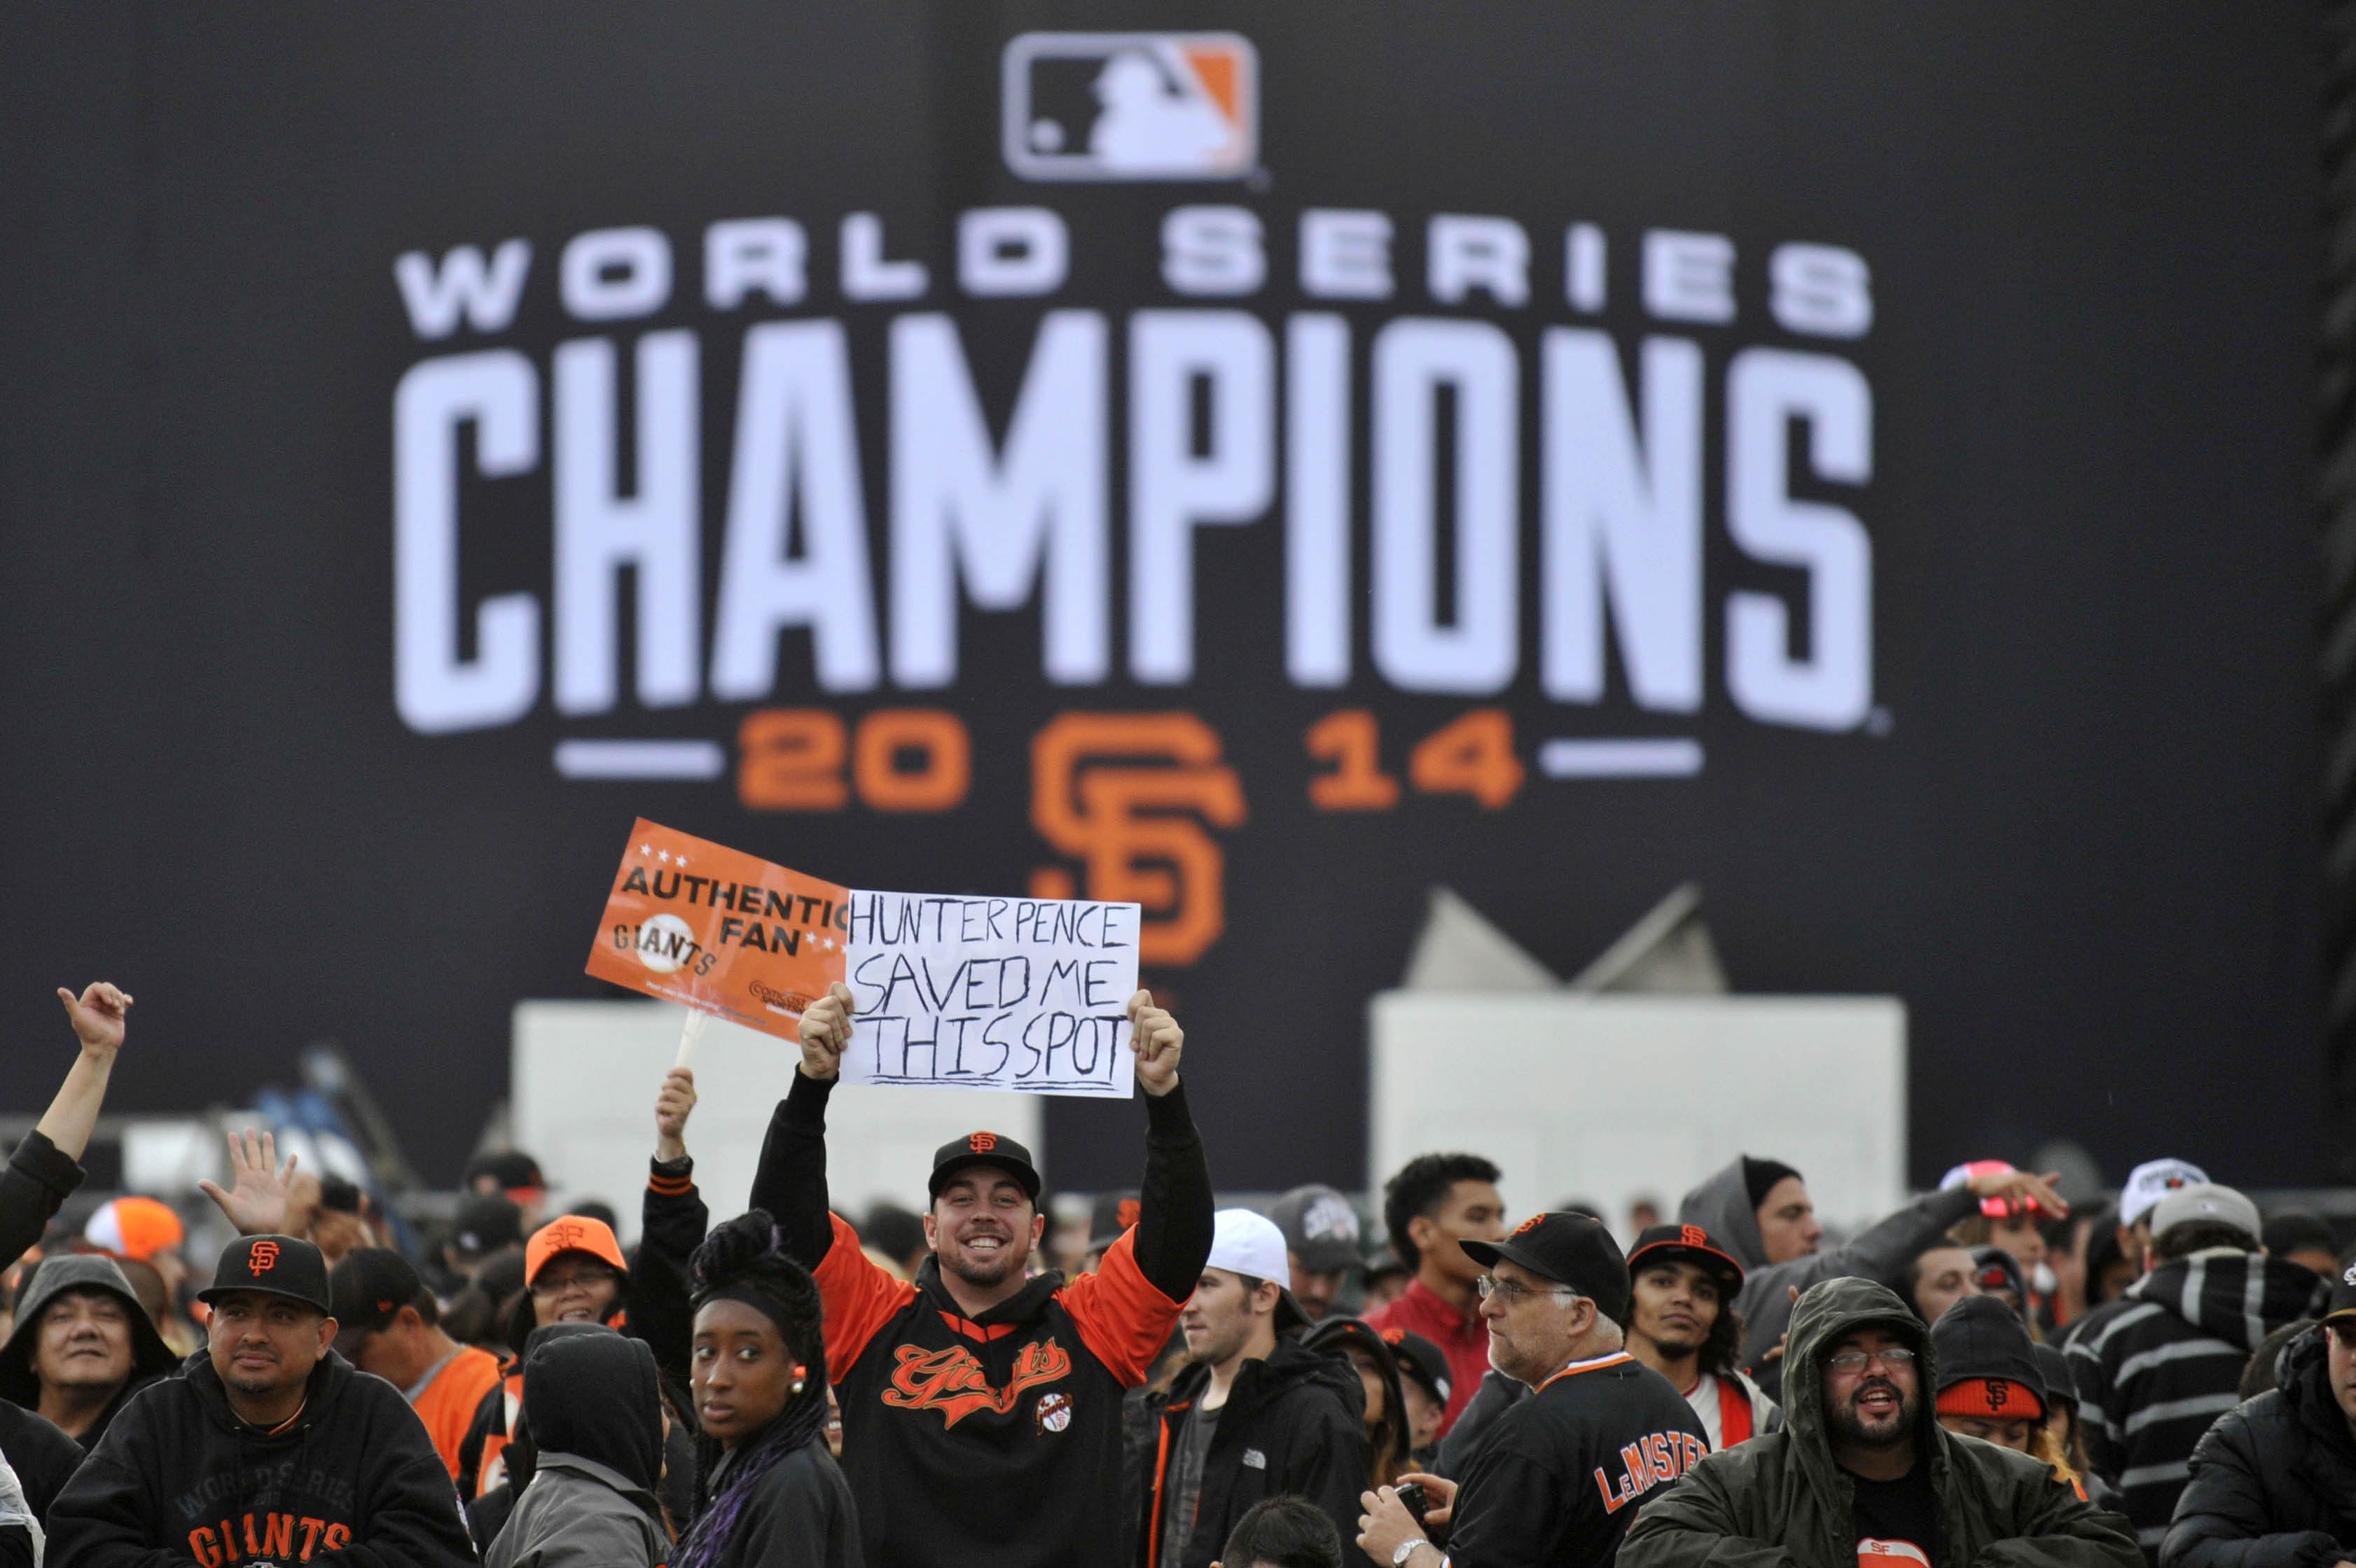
[751, 1069, 1213, 1568]
[43, 1346, 476, 1567]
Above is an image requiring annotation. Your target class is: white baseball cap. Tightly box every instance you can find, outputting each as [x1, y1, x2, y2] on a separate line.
[2149, 1184, 2261, 1247]
[1206, 1208, 1291, 1284]
[2119, 1158, 2209, 1229]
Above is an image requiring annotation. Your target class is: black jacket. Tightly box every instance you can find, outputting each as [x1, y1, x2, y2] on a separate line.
[693, 1441, 861, 1568]
[0, 1130, 83, 1272]
[0, 1400, 83, 1525]
[1139, 1335, 1369, 1568]
[2067, 1251, 2323, 1555]
[755, 1069, 1214, 1568]
[44, 1347, 479, 1567]
[2160, 1327, 2356, 1568]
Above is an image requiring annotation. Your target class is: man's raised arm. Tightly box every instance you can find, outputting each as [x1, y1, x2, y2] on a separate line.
[749, 981, 855, 1270]
[2, 983, 132, 1268]
[1122, 990, 1214, 1303]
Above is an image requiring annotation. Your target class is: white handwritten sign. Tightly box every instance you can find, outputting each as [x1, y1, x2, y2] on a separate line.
[842, 891, 1142, 1097]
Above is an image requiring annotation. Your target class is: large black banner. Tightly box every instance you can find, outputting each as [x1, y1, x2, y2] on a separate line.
[0, 5, 2326, 1191]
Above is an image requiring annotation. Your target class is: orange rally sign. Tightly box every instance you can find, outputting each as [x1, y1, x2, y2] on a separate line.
[584, 819, 848, 1037]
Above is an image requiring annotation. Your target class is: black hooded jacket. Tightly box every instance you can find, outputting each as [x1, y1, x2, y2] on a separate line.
[0, 1131, 84, 1287]
[0, 1253, 182, 1452]
[2159, 1326, 2356, 1568]
[1138, 1335, 1369, 1568]
[43, 1345, 478, 1567]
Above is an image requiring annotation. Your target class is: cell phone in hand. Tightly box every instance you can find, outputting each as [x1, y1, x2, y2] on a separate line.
[1394, 1481, 1430, 1527]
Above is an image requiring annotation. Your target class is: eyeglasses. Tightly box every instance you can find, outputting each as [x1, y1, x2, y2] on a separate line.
[1827, 1346, 1918, 1373]
[1475, 1275, 1579, 1306]
[530, 1266, 619, 1298]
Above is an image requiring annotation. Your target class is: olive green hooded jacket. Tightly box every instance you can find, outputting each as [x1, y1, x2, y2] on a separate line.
[1621, 1277, 2142, 1568]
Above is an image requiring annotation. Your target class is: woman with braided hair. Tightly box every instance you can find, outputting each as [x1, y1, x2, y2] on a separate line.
[676, 1210, 860, 1568]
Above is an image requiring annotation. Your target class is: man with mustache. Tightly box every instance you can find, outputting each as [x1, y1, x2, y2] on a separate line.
[755, 983, 1212, 1567]
[1621, 1224, 1780, 1449]
[1621, 1277, 2141, 1568]
[43, 1234, 476, 1567]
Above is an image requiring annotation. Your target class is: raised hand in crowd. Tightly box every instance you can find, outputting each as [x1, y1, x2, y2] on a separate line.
[1965, 1165, 2070, 1216]
[795, 980, 856, 1081]
[196, 1128, 298, 1236]
[34, 981, 134, 1164]
[653, 1065, 697, 1162]
[1129, 988, 1184, 1095]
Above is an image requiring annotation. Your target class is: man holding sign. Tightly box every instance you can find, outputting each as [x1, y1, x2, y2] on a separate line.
[751, 982, 1212, 1568]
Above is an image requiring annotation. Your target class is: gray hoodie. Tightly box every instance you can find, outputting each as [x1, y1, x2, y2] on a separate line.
[1680, 1158, 1981, 1397]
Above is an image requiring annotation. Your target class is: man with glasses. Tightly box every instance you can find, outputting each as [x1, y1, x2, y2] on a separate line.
[2161, 1265, 2356, 1568]
[1621, 1277, 2140, 1568]
[1356, 1212, 1705, 1568]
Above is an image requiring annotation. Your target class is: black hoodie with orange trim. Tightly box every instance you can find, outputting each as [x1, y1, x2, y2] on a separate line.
[751, 1069, 1214, 1568]
[43, 1346, 476, 1568]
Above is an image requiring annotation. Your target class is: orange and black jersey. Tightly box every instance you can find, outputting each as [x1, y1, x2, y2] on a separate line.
[752, 1070, 1214, 1568]
[1446, 1352, 1710, 1568]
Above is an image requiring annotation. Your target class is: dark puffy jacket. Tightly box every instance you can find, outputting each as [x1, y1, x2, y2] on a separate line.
[1138, 1335, 1369, 1568]
[1679, 1160, 1985, 1399]
[1621, 1276, 2143, 1568]
[2159, 1327, 2356, 1568]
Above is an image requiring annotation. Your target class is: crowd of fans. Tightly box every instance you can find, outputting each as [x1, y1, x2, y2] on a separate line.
[1, 979, 2351, 1568]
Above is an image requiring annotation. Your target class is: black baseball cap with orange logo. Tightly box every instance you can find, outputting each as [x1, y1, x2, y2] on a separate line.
[929, 1130, 1042, 1202]
[1626, 1223, 1747, 1303]
[200, 1233, 333, 1315]
[1462, 1212, 1632, 1322]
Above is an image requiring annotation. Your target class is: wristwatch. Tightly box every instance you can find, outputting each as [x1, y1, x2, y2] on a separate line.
[1391, 1542, 1430, 1568]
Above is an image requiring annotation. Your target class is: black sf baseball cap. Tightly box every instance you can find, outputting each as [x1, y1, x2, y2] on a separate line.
[1463, 1212, 1632, 1322]
[929, 1131, 1043, 1202]
[1626, 1223, 1747, 1302]
[200, 1234, 333, 1315]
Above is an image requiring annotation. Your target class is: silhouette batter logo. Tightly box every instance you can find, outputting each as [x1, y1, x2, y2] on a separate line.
[1004, 33, 1256, 181]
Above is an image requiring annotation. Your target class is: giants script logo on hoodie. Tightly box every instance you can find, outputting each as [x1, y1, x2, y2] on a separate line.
[190, 1512, 352, 1564]
[882, 1338, 1074, 1429]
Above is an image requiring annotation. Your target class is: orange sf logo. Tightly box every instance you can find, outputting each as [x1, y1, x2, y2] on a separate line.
[1116, 1198, 1140, 1230]
[883, 1338, 1074, 1429]
[1382, 1328, 1405, 1345]
[969, 1133, 999, 1154]
[1513, 1214, 1543, 1237]
[1681, 1226, 1708, 1249]
[249, 1240, 279, 1276]
[1030, 712, 1246, 967]
[543, 1220, 586, 1251]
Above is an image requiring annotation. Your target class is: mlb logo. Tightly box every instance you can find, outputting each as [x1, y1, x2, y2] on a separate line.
[1003, 32, 1256, 181]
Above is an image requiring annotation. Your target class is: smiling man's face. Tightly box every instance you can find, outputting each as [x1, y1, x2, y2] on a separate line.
[1822, 1326, 1920, 1452]
[34, 1289, 134, 1394]
[927, 1167, 1044, 1290]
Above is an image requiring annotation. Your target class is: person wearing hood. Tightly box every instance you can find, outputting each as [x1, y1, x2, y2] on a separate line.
[0, 1253, 179, 1451]
[451, 1068, 706, 1500]
[485, 1328, 669, 1568]
[1357, 1213, 1707, 1568]
[2066, 1184, 2324, 1558]
[2160, 1266, 2356, 1568]
[1142, 1210, 1369, 1568]
[1621, 1276, 2142, 1568]
[43, 1233, 476, 1568]
[1677, 1156, 2067, 1401]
